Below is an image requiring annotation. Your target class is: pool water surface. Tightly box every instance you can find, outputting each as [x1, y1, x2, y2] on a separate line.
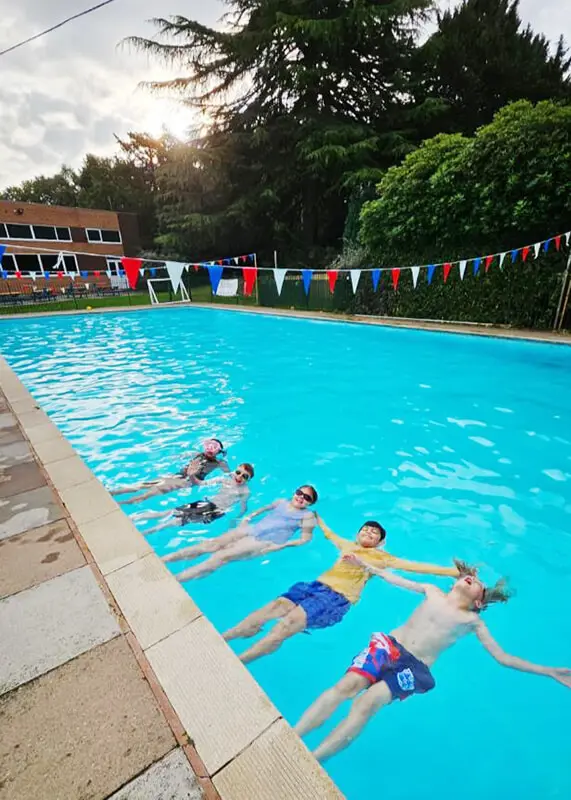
[1, 307, 570, 800]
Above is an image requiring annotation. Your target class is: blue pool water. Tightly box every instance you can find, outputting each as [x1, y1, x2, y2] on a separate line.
[1, 307, 571, 799]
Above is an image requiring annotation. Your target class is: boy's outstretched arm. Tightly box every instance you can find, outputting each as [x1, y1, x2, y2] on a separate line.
[475, 620, 571, 688]
[382, 554, 459, 578]
[314, 513, 347, 550]
[343, 555, 430, 594]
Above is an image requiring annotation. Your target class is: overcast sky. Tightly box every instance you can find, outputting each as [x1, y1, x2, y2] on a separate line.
[0, 0, 568, 189]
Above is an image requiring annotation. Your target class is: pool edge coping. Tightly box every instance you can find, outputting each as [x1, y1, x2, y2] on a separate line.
[0, 356, 344, 800]
[0, 299, 569, 346]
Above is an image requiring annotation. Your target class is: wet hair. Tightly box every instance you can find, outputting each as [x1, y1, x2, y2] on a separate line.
[453, 560, 513, 612]
[360, 520, 386, 542]
[300, 485, 318, 504]
[240, 462, 255, 478]
[208, 438, 226, 456]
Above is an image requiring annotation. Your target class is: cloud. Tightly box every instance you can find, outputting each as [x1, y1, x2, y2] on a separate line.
[0, 0, 568, 188]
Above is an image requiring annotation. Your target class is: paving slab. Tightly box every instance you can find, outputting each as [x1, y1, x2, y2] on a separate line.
[106, 553, 202, 650]
[108, 749, 203, 800]
[0, 413, 17, 431]
[77, 509, 153, 575]
[0, 636, 175, 800]
[0, 441, 33, 469]
[0, 520, 85, 599]
[213, 719, 344, 800]
[0, 485, 64, 542]
[0, 462, 46, 499]
[146, 616, 280, 775]
[0, 426, 24, 447]
[60, 478, 120, 526]
[44, 454, 95, 492]
[0, 566, 120, 694]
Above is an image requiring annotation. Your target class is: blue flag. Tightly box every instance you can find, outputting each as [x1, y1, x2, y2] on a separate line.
[511, 249, 519, 263]
[1, 270, 7, 279]
[427, 264, 436, 284]
[371, 269, 381, 291]
[543, 239, 550, 253]
[150, 267, 157, 277]
[301, 269, 313, 295]
[472, 257, 482, 276]
[208, 266, 224, 295]
[81, 271, 89, 278]
[0, 244, 5, 263]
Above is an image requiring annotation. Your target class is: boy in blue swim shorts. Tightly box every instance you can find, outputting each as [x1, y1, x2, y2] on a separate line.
[296, 559, 571, 762]
[224, 514, 459, 662]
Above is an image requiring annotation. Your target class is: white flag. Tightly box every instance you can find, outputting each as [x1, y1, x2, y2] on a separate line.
[411, 266, 420, 288]
[106, 270, 112, 279]
[533, 242, 541, 259]
[165, 261, 185, 293]
[459, 260, 467, 280]
[350, 270, 361, 293]
[70, 273, 76, 281]
[499, 252, 507, 270]
[273, 268, 287, 296]
[565, 232, 570, 247]
[139, 268, 145, 277]
[233, 257, 239, 265]
[29, 271, 37, 281]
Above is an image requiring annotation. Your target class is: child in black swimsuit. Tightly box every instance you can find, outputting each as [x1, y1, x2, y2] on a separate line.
[110, 438, 230, 505]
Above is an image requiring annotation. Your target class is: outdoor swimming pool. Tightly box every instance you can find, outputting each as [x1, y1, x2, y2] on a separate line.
[1, 306, 570, 800]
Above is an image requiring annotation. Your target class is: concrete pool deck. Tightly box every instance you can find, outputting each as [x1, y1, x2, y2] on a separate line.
[0, 357, 343, 800]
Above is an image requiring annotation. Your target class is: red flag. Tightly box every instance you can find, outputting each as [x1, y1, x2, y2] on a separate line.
[443, 262, 452, 283]
[327, 270, 338, 293]
[193, 264, 199, 272]
[240, 255, 248, 264]
[94, 270, 101, 277]
[57, 271, 64, 278]
[242, 267, 257, 296]
[485, 255, 494, 272]
[521, 247, 530, 263]
[217, 260, 223, 266]
[555, 235, 561, 251]
[15, 271, 22, 278]
[391, 268, 401, 291]
[121, 257, 142, 290]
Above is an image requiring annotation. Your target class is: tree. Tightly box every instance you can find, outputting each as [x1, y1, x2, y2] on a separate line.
[1, 167, 79, 206]
[129, 0, 433, 261]
[415, 0, 571, 137]
[357, 100, 571, 327]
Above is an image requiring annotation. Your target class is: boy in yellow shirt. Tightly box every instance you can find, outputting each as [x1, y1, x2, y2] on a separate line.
[223, 514, 459, 663]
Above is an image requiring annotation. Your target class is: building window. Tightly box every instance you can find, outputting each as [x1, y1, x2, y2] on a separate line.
[6, 223, 33, 240]
[55, 227, 72, 241]
[0, 223, 7, 238]
[39, 254, 60, 272]
[62, 255, 78, 273]
[1, 254, 17, 272]
[87, 228, 122, 244]
[106, 258, 122, 275]
[33, 225, 57, 240]
[15, 254, 41, 272]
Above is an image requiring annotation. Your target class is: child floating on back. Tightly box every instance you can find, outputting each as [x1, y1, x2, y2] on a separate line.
[110, 438, 229, 505]
[133, 463, 254, 535]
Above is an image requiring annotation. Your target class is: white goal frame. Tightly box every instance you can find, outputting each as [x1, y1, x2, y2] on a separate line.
[147, 278, 190, 305]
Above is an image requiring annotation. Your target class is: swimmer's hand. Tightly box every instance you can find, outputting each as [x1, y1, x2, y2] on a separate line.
[549, 667, 571, 688]
[342, 553, 372, 572]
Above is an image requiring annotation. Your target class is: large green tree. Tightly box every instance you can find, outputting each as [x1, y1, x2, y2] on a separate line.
[130, 0, 432, 262]
[415, 0, 571, 137]
[357, 100, 571, 327]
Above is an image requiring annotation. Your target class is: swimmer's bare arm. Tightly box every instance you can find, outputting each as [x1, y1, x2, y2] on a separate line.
[344, 555, 434, 594]
[381, 554, 459, 578]
[314, 514, 347, 549]
[219, 460, 231, 473]
[474, 620, 571, 688]
[241, 500, 279, 525]
[283, 513, 316, 548]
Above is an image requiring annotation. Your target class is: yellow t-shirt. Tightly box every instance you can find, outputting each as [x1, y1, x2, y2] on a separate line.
[317, 525, 457, 605]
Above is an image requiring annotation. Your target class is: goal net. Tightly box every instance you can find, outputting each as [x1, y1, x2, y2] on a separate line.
[147, 278, 190, 305]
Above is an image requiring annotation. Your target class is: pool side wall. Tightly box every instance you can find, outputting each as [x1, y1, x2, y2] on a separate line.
[0, 355, 344, 800]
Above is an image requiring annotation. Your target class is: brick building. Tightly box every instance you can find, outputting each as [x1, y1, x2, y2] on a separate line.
[0, 201, 141, 277]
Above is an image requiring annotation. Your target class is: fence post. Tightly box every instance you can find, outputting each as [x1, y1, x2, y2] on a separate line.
[553, 252, 571, 330]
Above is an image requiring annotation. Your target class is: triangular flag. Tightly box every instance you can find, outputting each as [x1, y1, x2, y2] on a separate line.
[350, 270, 361, 294]
[57, 271, 64, 278]
[565, 232, 570, 247]
[543, 239, 550, 253]
[427, 264, 436, 284]
[472, 257, 481, 276]
[485, 255, 494, 273]
[242, 267, 257, 296]
[533, 242, 541, 259]
[240, 256, 247, 264]
[165, 261, 185, 293]
[193, 264, 199, 272]
[327, 270, 338, 293]
[139, 268, 145, 276]
[0, 244, 5, 263]
[1, 270, 7, 279]
[371, 269, 381, 291]
[273, 268, 287, 295]
[233, 257, 239, 266]
[217, 260, 223, 266]
[29, 271, 37, 280]
[81, 271, 88, 279]
[555, 235, 561, 251]
[459, 260, 467, 280]
[69, 273, 76, 281]
[411, 266, 420, 288]
[208, 266, 224, 294]
[150, 268, 157, 277]
[121, 257, 142, 290]
[301, 269, 313, 296]
[443, 262, 452, 283]
[511, 249, 519, 263]
[94, 271, 101, 277]
[499, 252, 507, 269]
[391, 268, 401, 291]
[521, 246, 530, 262]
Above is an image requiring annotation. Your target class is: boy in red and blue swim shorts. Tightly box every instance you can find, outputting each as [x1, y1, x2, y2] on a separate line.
[347, 632, 435, 699]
